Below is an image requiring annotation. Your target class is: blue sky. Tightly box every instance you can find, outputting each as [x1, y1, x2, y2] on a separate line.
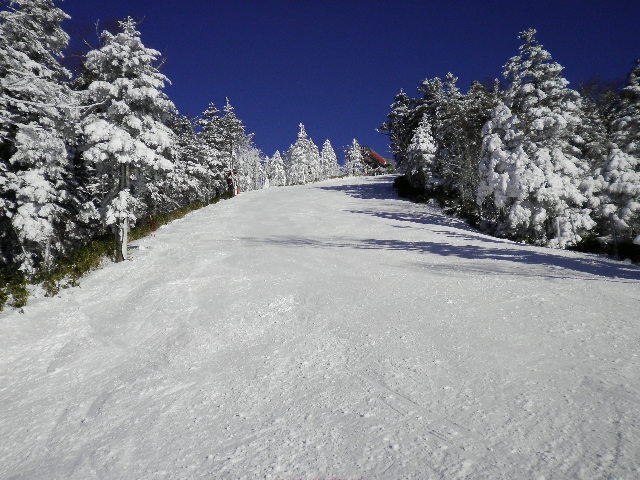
[62, 0, 640, 158]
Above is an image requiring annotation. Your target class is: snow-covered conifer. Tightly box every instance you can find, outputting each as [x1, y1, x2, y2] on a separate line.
[573, 96, 610, 229]
[578, 96, 609, 172]
[284, 124, 320, 185]
[404, 114, 438, 190]
[454, 81, 494, 212]
[0, 0, 74, 273]
[378, 90, 420, 171]
[476, 102, 532, 235]
[306, 139, 322, 183]
[220, 99, 247, 165]
[165, 114, 224, 207]
[197, 103, 223, 147]
[198, 99, 247, 193]
[601, 60, 640, 239]
[436, 73, 464, 187]
[320, 139, 339, 179]
[235, 142, 267, 192]
[344, 139, 365, 176]
[268, 150, 287, 186]
[77, 17, 175, 261]
[198, 100, 246, 158]
[478, 29, 595, 247]
[608, 61, 640, 159]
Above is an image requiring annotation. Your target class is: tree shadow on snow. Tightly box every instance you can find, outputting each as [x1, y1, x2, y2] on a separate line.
[318, 176, 399, 200]
[242, 235, 640, 282]
[357, 238, 640, 281]
[310, 176, 640, 281]
[347, 208, 504, 240]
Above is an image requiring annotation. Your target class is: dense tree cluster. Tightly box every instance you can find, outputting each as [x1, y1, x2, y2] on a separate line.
[381, 28, 640, 251]
[280, 123, 341, 185]
[0, 0, 346, 280]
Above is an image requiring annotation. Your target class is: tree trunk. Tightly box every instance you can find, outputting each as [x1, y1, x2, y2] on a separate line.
[610, 214, 619, 259]
[115, 163, 130, 262]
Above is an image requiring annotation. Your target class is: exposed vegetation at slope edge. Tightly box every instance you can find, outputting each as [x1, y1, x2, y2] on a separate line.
[0, 194, 231, 312]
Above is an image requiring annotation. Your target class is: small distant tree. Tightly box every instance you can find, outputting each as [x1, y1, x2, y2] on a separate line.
[235, 141, 267, 191]
[284, 123, 320, 185]
[165, 114, 225, 207]
[320, 139, 340, 178]
[344, 138, 365, 176]
[198, 99, 247, 193]
[268, 150, 286, 186]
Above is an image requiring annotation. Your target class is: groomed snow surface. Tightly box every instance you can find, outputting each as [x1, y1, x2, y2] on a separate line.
[1, 175, 639, 480]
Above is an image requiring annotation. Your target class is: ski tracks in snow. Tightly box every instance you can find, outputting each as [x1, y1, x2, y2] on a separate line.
[1, 175, 640, 479]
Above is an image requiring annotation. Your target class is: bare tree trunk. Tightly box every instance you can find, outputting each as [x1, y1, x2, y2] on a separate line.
[229, 141, 238, 196]
[610, 214, 619, 259]
[115, 163, 130, 262]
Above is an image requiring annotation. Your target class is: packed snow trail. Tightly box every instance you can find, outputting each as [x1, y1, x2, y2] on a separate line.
[1, 176, 640, 480]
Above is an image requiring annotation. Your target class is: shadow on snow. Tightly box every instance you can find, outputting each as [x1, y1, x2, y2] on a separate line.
[302, 177, 640, 281]
[243, 235, 640, 281]
[318, 176, 400, 200]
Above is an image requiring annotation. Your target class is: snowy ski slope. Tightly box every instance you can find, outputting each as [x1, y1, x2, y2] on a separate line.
[1, 175, 639, 479]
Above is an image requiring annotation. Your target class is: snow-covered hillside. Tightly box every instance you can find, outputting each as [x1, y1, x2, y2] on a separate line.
[1, 176, 639, 479]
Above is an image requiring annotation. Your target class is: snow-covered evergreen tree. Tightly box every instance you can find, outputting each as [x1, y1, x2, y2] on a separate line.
[574, 95, 610, 230]
[284, 124, 320, 185]
[344, 139, 365, 176]
[601, 60, 640, 240]
[476, 102, 534, 235]
[378, 89, 419, 171]
[77, 17, 175, 261]
[165, 114, 225, 207]
[267, 150, 286, 186]
[454, 81, 494, 213]
[613, 60, 640, 157]
[435, 73, 464, 189]
[306, 135, 322, 183]
[220, 99, 246, 168]
[320, 139, 340, 179]
[578, 96, 610, 172]
[404, 114, 438, 190]
[198, 99, 246, 194]
[477, 29, 595, 248]
[198, 99, 246, 158]
[0, 0, 74, 273]
[404, 76, 449, 189]
[235, 142, 267, 192]
[382, 74, 494, 218]
[602, 146, 640, 237]
[197, 103, 223, 148]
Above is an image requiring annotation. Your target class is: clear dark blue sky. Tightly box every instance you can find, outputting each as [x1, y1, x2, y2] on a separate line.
[61, 0, 639, 158]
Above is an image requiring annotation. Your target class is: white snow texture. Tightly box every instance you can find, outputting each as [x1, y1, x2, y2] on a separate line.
[1, 176, 639, 479]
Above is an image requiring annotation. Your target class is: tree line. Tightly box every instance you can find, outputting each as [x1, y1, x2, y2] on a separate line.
[380, 28, 639, 255]
[0, 0, 370, 299]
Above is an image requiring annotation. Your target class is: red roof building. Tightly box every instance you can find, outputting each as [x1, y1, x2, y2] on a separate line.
[361, 146, 392, 170]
